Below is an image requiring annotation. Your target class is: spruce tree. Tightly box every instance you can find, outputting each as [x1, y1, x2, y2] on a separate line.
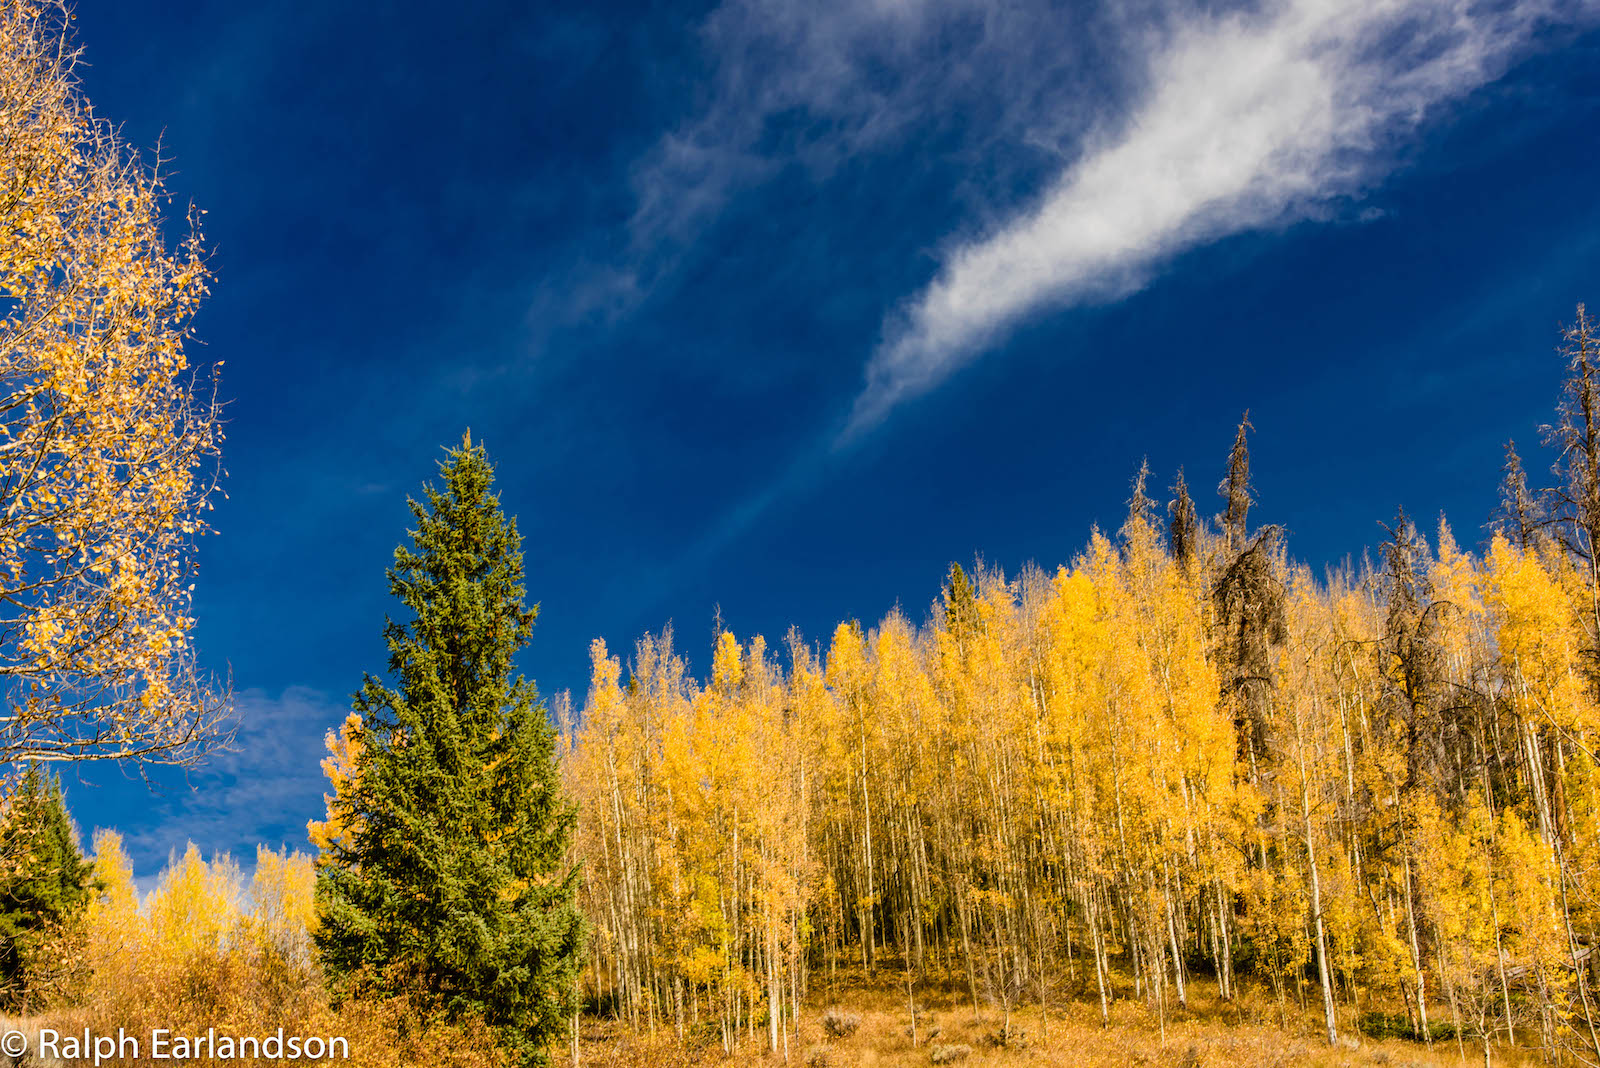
[0, 765, 94, 1008]
[315, 434, 583, 1066]
[943, 562, 977, 636]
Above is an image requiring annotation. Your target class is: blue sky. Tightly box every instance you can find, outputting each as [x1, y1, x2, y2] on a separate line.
[58, 0, 1600, 879]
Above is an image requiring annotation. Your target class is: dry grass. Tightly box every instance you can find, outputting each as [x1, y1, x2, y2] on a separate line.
[2, 963, 507, 1068]
[1, 1003, 506, 1068]
[4, 965, 1550, 1066]
[572, 967, 1547, 1067]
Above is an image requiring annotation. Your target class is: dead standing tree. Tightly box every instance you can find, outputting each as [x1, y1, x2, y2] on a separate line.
[1212, 413, 1287, 778]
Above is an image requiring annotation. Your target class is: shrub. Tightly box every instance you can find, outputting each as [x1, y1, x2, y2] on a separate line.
[983, 1023, 1029, 1049]
[1356, 1011, 1457, 1042]
[57, 835, 510, 1067]
[821, 1007, 860, 1039]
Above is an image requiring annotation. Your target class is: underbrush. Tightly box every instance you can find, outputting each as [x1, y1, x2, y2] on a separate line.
[6, 948, 507, 1068]
[569, 964, 1542, 1067]
[5, 998, 505, 1068]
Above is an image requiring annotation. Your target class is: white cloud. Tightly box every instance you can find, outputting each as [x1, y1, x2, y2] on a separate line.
[846, 0, 1591, 435]
[629, 0, 961, 250]
[625, 0, 1127, 259]
[105, 685, 345, 879]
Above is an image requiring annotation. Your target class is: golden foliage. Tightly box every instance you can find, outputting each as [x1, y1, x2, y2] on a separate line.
[564, 496, 1600, 1062]
[307, 712, 364, 858]
[56, 835, 505, 1067]
[0, 0, 226, 766]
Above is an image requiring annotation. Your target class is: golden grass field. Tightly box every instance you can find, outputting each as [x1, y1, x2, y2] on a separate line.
[571, 967, 1543, 1068]
[0, 966, 1550, 1067]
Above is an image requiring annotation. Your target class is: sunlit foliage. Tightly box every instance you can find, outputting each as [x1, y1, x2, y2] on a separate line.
[66, 836, 507, 1068]
[563, 305, 1600, 1065]
[0, 0, 227, 766]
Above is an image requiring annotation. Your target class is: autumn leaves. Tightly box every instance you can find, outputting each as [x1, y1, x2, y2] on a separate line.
[563, 348, 1600, 1061]
[0, 0, 227, 768]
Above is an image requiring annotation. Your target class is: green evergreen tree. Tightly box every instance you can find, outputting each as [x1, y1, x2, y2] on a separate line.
[944, 561, 977, 636]
[0, 765, 94, 1008]
[314, 434, 583, 1066]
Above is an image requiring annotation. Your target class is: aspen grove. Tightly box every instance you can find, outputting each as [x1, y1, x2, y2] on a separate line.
[561, 309, 1600, 1064]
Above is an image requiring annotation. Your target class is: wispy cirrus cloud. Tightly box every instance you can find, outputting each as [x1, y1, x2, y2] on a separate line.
[101, 686, 345, 880]
[619, 0, 1593, 432]
[846, 0, 1593, 434]
[631, 0, 976, 250]
[614, 0, 1121, 300]
[581, 0, 1593, 597]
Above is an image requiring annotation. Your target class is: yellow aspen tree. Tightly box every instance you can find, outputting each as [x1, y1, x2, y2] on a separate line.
[1327, 575, 1418, 1023]
[1491, 803, 1570, 1053]
[1090, 517, 1201, 1025]
[81, 829, 142, 990]
[788, 633, 843, 995]
[1282, 567, 1346, 1045]
[704, 631, 757, 1050]
[1041, 562, 1118, 1021]
[248, 846, 316, 970]
[928, 575, 987, 1010]
[1413, 790, 1549, 1065]
[569, 636, 659, 1029]
[952, 572, 1034, 1027]
[306, 713, 363, 857]
[145, 843, 241, 965]
[826, 620, 881, 976]
[728, 633, 809, 1057]
[1112, 496, 1227, 1020]
[1485, 533, 1600, 1056]
[1, 0, 227, 766]
[869, 610, 938, 979]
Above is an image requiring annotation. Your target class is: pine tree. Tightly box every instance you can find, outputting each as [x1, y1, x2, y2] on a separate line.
[944, 562, 977, 637]
[314, 434, 583, 1066]
[0, 765, 94, 1008]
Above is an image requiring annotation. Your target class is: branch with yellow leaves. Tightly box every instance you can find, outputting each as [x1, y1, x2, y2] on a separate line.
[0, 0, 230, 769]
